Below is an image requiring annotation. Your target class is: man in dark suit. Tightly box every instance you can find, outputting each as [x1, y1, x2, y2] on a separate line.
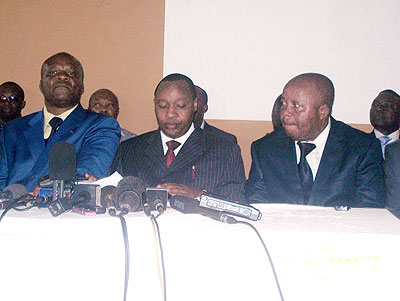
[0, 82, 26, 130]
[111, 74, 245, 201]
[384, 140, 400, 217]
[194, 85, 237, 144]
[0, 52, 120, 192]
[246, 73, 385, 208]
[369, 90, 400, 157]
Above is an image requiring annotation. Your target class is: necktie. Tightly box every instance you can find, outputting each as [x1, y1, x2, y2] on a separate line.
[45, 117, 63, 145]
[378, 135, 392, 158]
[298, 142, 316, 202]
[165, 140, 181, 168]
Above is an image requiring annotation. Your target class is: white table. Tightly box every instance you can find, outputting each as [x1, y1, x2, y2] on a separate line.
[1, 204, 399, 301]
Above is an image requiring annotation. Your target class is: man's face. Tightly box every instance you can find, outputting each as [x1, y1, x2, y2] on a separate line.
[370, 92, 400, 135]
[40, 54, 84, 109]
[0, 86, 25, 122]
[193, 87, 208, 127]
[280, 81, 327, 141]
[154, 81, 197, 139]
[89, 90, 119, 119]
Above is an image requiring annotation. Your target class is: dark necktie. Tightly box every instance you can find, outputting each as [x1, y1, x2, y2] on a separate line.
[297, 142, 316, 202]
[45, 117, 63, 145]
[165, 140, 180, 168]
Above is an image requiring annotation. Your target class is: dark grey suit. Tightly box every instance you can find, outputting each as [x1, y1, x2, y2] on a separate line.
[203, 121, 237, 144]
[111, 128, 245, 202]
[384, 139, 400, 216]
[246, 118, 385, 208]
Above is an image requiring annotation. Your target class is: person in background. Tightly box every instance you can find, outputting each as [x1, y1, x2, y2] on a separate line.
[271, 94, 282, 131]
[194, 85, 237, 144]
[369, 89, 400, 158]
[88, 88, 136, 142]
[0, 52, 120, 192]
[0, 82, 26, 130]
[246, 73, 385, 208]
[111, 74, 245, 202]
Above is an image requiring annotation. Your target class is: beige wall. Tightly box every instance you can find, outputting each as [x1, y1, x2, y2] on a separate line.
[0, 0, 373, 177]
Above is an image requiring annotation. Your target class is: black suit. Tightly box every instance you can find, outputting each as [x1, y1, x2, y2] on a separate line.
[111, 128, 246, 202]
[384, 140, 400, 217]
[203, 121, 237, 144]
[246, 118, 385, 208]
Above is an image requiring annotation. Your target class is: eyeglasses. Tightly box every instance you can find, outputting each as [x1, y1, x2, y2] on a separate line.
[0, 95, 19, 103]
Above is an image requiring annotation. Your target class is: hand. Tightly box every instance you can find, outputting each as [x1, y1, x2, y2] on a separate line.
[30, 185, 40, 197]
[157, 183, 203, 199]
[84, 172, 99, 182]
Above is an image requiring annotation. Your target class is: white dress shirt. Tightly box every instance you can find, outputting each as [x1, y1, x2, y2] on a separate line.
[295, 118, 331, 180]
[160, 123, 195, 156]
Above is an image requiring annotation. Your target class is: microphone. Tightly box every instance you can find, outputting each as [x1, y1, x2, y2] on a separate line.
[47, 191, 92, 217]
[114, 176, 146, 212]
[169, 195, 237, 224]
[0, 184, 29, 210]
[49, 142, 77, 201]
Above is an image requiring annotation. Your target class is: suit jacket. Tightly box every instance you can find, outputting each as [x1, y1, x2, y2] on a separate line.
[0, 104, 120, 191]
[110, 128, 246, 202]
[246, 118, 385, 208]
[203, 121, 237, 144]
[384, 139, 400, 213]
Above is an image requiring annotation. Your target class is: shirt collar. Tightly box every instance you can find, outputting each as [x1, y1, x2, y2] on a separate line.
[374, 129, 399, 141]
[199, 120, 205, 129]
[160, 123, 195, 155]
[43, 104, 78, 130]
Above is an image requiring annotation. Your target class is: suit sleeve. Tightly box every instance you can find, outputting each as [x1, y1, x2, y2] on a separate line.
[215, 143, 246, 202]
[245, 141, 270, 204]
[384, 142, 400, 213]
[76, 117, 121, 178]
[353, 137, 386, 208]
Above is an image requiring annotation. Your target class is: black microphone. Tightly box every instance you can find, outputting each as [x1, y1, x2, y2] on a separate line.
[47, 191, 92, 217]
[101, 185, 117, 208]
[169, 195, 237, 224]
[0, 184, 29, 209]
[49, 142, 77, 201]
[115, 176, 146, 212]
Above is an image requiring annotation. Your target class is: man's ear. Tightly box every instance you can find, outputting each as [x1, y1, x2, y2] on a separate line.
[319, 104, 330, 120]
[193, 96, 198, 112]
[39, 80, 43, 93]
[20, 101, 26, 110]
[204, 103, 208, 114]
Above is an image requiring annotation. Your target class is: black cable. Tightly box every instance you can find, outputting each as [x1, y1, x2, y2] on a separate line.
[0, 194, 34, 223]
[236, 220, 284, 301]
[150, 215, 167, 301]
[109, 208, 130, 301]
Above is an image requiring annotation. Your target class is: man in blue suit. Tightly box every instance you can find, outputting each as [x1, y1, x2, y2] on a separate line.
[246, 73, 385, 208]
[0, 52, 120, 192]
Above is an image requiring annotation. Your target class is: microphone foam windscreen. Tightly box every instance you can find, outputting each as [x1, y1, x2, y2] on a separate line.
[3, 184, 28, 199]
[116, 176, 146, 212]
[49, 142, 77, 181]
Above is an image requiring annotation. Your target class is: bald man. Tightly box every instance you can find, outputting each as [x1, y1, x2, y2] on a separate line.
[246, 73, 385, 208]
[88, 89, 136, 142]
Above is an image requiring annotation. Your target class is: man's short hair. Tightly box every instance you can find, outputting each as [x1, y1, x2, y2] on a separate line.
[288, 73, 335, 111]
[379, 89, 400, 100]
[154, 73, 197, 100]
[40, 52, 84, 81]
[0, 82, 24, 100]
[195, 85, 208, 104]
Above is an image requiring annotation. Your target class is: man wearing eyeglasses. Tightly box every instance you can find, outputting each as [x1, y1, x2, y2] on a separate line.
[0, 82, 26, 130]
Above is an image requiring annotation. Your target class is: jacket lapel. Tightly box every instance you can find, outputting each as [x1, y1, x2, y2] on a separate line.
[144, 130, 168, 172]
[23, 110, 45, 161]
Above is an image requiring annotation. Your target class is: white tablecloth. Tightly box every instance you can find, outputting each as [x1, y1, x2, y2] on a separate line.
[1, 204, 399, 301]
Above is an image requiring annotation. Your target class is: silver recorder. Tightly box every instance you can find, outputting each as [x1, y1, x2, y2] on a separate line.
[199, 194, 262, 221]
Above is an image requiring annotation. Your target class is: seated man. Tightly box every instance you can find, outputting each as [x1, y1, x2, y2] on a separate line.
[369, 89, 400, 157]
[111, 74, 245, 201]
[194, 85, 237, 144]
[0, 81, 26, 130]
[384, 140, 400, 217]
[246, 73, 385, 208]
[88, 88, 136, 142]
[0, 52, 120, 192]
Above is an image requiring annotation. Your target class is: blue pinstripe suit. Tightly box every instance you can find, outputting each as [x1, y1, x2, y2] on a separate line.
[110, 128, 246, 202]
